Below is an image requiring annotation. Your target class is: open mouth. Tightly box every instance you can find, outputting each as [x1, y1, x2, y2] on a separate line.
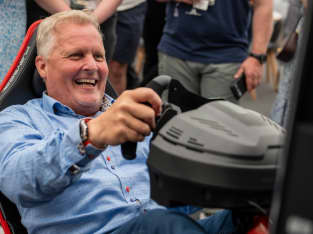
[75, 79, 97, 87]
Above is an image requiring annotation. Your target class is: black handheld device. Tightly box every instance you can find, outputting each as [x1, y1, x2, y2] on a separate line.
[230, 74, 247, 100]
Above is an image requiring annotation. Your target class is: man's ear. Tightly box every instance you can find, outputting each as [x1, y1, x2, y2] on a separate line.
[35, 55, 47, 82]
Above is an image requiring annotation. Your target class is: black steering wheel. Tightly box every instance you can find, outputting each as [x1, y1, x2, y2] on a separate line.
[121, 75, 173, 160]
[121, 75, 214, 160]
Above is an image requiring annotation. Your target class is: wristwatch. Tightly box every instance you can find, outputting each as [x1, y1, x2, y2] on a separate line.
[249, 52, 267, 64]
[78, 118, 107, 158]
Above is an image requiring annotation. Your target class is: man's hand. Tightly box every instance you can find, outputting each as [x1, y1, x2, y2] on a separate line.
[237, 0, 271, 93]
[234, 57, 263, 92]
[87, 88, 162, 148]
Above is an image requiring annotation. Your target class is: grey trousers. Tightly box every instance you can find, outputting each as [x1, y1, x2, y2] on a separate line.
[158, 52, 241, 103]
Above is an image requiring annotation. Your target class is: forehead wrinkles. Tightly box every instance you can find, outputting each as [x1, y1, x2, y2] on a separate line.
[51, 23, 84, 52]
[49, 22, 105, 58]
[54, 21, 101, 38]
[54, 22, 103, 44]
[56, 37, 105, 55]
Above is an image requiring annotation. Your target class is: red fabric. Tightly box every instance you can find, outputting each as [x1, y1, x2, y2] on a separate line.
[0, 209, 11, 234]
[247, 216, 269, 234]
[0, 20, 42, 92]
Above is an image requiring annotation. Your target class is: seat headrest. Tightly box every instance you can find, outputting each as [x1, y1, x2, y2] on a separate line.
[0, 21, 40, 111]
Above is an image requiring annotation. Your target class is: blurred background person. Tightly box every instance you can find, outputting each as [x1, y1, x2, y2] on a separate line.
[157, 0, 273, 103]
[140, 0, 166, 87]
[270, 0, 306, 127]
[108, 0, 147, 95]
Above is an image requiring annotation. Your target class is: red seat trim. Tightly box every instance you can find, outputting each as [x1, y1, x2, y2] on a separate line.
[0, 209, 11, 234]
[0, 20, 42, 92]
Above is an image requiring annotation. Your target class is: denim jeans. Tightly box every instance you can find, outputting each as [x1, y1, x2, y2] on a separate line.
[109, 209, 236, 234]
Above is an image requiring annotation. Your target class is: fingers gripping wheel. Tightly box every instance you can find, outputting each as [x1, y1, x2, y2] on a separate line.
[121, 104, 179, 160]
[121, 75, 180, 160]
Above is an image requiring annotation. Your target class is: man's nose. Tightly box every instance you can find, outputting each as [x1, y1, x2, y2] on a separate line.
[82, 55, 98, 71]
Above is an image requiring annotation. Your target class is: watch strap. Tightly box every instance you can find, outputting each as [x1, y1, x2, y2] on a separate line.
[78, 118, 107, 159]
[249, 52, 267, 64]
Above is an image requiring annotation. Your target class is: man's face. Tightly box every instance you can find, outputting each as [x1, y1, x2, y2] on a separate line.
[36, 22, 108, 116]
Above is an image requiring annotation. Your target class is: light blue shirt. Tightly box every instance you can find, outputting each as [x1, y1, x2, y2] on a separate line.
[0, 93, 166, 234]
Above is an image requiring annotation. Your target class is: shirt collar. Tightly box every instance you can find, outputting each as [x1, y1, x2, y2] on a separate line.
[42, 92, 115, 117]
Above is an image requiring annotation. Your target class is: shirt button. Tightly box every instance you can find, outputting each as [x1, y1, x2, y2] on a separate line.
[126, 186, 130, 193]
[111, 165, 115, 170]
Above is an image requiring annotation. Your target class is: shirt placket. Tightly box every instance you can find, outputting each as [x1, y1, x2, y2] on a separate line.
[103, 152, 138, 204]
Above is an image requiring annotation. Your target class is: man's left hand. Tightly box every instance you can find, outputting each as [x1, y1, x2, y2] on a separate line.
[234, 57, 264, 92]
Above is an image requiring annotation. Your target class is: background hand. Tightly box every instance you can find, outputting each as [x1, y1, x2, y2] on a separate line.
[234, 57, 263, 92]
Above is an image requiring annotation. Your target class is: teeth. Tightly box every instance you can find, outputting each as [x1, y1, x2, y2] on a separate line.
[76, 79, 97, 86]
[77, 79, 96, 84]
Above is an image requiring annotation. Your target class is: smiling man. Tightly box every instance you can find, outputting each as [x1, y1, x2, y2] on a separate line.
[0, 10, 236, 234]
[35, 15, 108, 117]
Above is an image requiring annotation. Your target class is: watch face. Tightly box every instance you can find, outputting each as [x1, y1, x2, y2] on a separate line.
[79, 119, 89, 142]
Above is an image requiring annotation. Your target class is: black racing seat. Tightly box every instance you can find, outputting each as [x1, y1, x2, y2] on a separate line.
[0, 20, 117, 234]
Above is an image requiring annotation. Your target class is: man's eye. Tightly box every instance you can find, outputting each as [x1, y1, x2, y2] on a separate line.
[94, 54, 105, 62]
[69, 53, 82, 59]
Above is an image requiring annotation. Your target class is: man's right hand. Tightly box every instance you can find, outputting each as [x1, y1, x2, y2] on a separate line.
[87, 88, 162, 148]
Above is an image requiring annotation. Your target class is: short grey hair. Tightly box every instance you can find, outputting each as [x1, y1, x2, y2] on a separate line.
[36, 10, 101, 58]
